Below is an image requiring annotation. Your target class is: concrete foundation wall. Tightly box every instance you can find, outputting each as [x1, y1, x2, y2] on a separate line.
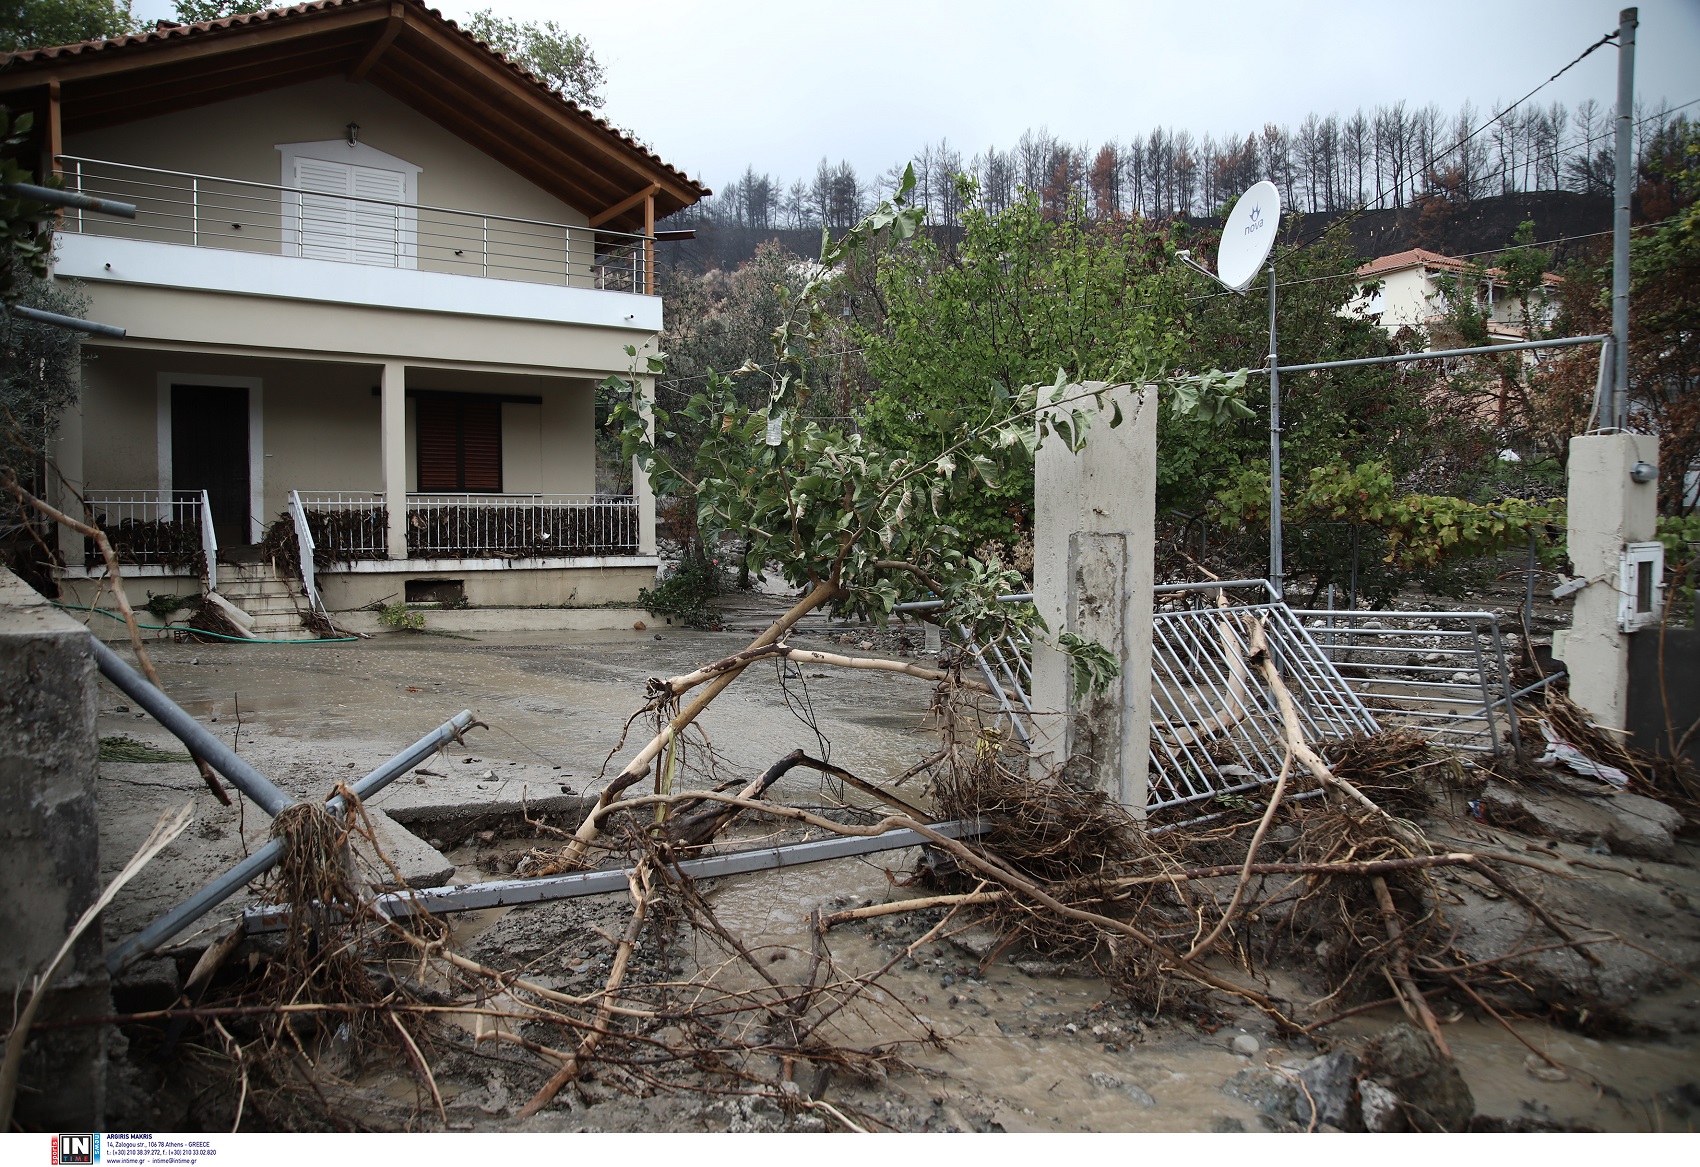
[318, 562, 657, 611]
[1030, 386, 1157, 814]
[58, 561, 658, 636]
[0, 569, 108, 1129]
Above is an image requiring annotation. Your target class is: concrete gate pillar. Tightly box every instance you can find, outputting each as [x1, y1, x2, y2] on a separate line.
[0, 569, 108, 1128]
[1029, 385, 1157, 815]
[1556, 432, 1660, 731]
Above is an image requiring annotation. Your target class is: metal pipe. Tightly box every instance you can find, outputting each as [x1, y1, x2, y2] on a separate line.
[1153, 579, 1276, 597]
[1612, 8, 1637, 429]
[1246, 333, 1609, 376]
[1268, 263, 1283, 598]
[106, 709, 478, 971]
[245, 818, 985, 929]
[4, 181, 137, 218]
[91, 638, 294, 816]
[8, 304, 125, 338]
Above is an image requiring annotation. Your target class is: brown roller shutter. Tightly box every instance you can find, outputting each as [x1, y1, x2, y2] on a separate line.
[416, 394, 503, 491]
[460, 397, 502, 491]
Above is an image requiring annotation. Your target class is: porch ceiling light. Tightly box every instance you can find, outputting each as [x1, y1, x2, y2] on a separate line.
[346, 122, 360, 147]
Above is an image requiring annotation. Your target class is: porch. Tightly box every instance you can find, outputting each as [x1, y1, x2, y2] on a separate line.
[56, 346, 657, 623]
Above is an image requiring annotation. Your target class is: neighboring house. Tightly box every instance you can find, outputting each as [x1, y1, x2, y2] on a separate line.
[1346, 247, 1561, 342]
[1, 0, 706, 631]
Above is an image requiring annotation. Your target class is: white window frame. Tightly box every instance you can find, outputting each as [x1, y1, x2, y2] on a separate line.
[277, 140, 421, 269]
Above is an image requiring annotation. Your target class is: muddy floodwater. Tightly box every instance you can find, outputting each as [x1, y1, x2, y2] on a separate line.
[92, 624, 1700, 1132]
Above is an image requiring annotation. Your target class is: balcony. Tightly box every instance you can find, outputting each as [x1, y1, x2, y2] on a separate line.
[50, 156, 662, 331]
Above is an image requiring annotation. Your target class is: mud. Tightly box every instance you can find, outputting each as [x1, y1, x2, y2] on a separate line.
[86, 623, 1700, 1132]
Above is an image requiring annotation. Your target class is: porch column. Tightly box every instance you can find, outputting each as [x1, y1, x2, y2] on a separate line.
[380, 361, 407, 560]
[635, 374, 657, 554]
[643, 192, 655, 297]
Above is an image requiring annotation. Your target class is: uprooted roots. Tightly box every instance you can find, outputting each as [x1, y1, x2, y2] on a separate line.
[161, 658, 1642, 1129]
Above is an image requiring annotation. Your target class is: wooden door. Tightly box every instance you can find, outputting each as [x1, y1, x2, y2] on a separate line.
[171, 384, 250, 547]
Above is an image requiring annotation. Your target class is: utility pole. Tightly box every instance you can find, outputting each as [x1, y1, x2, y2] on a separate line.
[1267, 263, 1282, 597]
[1558, 6, 1661, 741]
[1611, 6, 1636, 428]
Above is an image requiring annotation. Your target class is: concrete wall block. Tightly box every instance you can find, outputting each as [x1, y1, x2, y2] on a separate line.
[0, 569, 108, 1128]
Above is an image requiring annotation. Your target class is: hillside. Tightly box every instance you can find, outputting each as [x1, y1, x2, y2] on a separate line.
[657, 190, 1614, 280]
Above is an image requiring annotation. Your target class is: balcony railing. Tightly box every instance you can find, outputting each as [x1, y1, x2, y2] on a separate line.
[290, 492, 640, 560]
[406, 494, 638, 558]
[56, 156, 654, 294]
[82, 490, 212, 587]
[291, 492, 389, 563]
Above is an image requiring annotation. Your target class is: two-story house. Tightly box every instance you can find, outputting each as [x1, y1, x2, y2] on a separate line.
[1346, 247, 1561, 342]
[2, 0, 706, 633]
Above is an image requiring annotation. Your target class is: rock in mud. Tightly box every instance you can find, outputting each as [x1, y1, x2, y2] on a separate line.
[1358, 1079, 1401, 1132]
[1295, 1049, 1360, 1129]
[1085, 1071, 1155, 1107]
[1601, 793, 1684, 861]
[1359, 1023, 1474, 1132]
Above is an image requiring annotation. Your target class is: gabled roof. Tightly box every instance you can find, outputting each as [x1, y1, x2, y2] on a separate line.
[1357, 248, 1472, 278]
[0, 0, 708, 230]
[1358, 246, 1562, 288]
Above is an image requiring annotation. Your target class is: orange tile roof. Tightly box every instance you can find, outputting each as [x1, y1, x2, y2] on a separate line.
[2, 0, 710, 203]
[1358, 247, 1562, 287]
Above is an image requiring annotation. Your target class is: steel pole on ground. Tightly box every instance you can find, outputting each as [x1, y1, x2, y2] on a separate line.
[106, 709, 479, 972]
[1612, 7, 1637, 429]
[1267, 262, 1283, 598]
[91, 638, 294, 817]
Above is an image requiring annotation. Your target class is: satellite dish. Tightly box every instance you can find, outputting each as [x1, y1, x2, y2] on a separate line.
[1216, 180, 1280, 292]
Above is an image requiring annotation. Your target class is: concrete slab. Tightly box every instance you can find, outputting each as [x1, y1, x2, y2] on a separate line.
[359, 807, 454, 889]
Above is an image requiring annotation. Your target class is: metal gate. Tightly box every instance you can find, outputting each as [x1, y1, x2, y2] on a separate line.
[1291, 608, 1521, 756]
[1146, 582, 1380, 811]
[899, 581, 1382, 813]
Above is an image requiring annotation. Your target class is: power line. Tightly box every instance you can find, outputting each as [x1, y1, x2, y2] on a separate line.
[1278, 28, 1622, 258]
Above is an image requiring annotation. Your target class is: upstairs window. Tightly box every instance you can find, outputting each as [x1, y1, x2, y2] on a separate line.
[278, 141, 420, 268]
[294, 156, 409, 265]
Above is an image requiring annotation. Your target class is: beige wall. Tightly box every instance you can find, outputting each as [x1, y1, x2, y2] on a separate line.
[79, 347, 382, 526]
[318, 564, 655, 611]
[76, 281, 644, 375]
[65, 76, 590, 225]
[401, 369, 595, 495]
[78, 347, 597, 519]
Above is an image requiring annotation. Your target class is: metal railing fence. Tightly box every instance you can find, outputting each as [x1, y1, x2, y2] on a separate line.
[57, 156, 653, 293]
[1292, 608, 1520, 755]
[898, 581, 1380, 815]
[82, 490, 207, 577]
[405, 494, 639, 558]
[286, 491, 327, 618]
[1148, 587, 1380, 811]
[291, 492, 389, 562]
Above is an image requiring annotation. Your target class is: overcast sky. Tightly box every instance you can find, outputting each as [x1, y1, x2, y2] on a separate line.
[137, 1, 1700, 194]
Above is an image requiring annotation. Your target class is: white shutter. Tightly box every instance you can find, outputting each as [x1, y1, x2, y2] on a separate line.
[351, 165, 408, 267]
[291, 158, 409, 267]
[294, 157, 354, 262]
